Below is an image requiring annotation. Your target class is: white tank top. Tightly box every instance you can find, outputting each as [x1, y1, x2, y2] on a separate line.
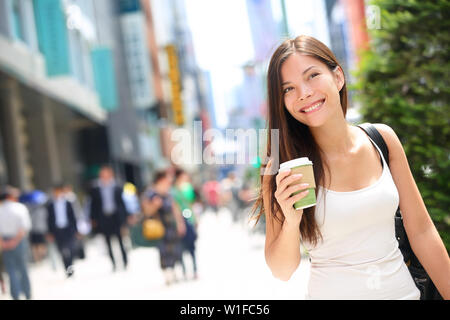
[302, 135, 420, 300]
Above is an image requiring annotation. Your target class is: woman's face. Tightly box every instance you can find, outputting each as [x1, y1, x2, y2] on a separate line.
[280, 54, 344, 128]
[176, 173, 189, 185]
[158, 175, 174, 193]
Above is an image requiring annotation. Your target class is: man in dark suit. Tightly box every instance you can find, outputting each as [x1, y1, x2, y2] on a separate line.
[89, 165, 128, 271]
[46, 183, 78, 278]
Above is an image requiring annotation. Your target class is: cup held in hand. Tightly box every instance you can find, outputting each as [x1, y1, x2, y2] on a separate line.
[279, 157, 317, 210]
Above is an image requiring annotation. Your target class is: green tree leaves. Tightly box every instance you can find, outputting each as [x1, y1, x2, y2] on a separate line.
[353, 0, 450, 250]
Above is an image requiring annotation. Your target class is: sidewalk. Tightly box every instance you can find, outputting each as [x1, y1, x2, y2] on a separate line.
[0, 208, 310, 300]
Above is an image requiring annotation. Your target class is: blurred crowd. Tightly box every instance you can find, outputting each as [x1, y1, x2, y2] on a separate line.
[0, 165, 258, 300]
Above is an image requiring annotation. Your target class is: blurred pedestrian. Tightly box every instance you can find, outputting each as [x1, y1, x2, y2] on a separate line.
[173, 168, 199, 280]
[46, 183, 79, 278]
[89, 165, 129, 271]
[120, 182, 141, 251]
[64, 184, 85, 226]
[21, 190, 49, 263]
[0, 247, 6, 295]
[64, 184, 87, 260]
[202, 179, 220, 213]
[122, 182, 141, 226]
[192, 188, 204, 218]
[0, 186, 32, 300]
[142, 170, 186, 285]
[220, 171, 242, 221]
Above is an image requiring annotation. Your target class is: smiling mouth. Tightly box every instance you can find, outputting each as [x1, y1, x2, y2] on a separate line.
[300, 99, 325, 113]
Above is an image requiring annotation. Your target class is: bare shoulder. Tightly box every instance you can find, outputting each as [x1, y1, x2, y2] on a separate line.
[373, 123, 397, 141]
[373, 123, 404, 161]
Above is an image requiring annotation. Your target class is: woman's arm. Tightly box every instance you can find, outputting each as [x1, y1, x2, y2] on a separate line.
[263, 160, 306, 281]
[375, 123, 450, 299]
[264, 201, 302, 281]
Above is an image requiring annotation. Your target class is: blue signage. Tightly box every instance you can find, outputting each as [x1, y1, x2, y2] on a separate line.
[33, 0, 70, 76]
[119, 0, 141, 14]
[91, 47, 118, 111]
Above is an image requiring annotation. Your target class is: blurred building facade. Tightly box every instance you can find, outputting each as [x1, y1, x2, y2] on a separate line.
[93, 0, 163, 190]
[0, 0, 177, 193]
[147, 0, 213, 181]
[0, 0, 109, 192]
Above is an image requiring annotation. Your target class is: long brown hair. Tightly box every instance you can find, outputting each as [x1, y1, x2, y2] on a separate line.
[251, 35, 348, 247]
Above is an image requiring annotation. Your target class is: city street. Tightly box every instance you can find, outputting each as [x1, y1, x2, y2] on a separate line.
[1, 208, 310, 300]
[0, 0, 446, 306]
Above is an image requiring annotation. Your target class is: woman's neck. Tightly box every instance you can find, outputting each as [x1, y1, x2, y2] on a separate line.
[309, 119, 358, 159]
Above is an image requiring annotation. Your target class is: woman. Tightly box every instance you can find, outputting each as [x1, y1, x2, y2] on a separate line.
[142, 170, 186, 285]
[252, 35, 449, 300]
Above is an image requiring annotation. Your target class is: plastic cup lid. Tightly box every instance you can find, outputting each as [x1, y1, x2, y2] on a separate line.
[279, 157, 312, 171]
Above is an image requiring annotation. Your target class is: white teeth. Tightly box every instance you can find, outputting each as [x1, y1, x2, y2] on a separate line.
[302, 100, 324, 113]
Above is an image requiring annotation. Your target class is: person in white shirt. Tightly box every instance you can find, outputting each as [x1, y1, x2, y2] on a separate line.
[0, 186, 32, 300]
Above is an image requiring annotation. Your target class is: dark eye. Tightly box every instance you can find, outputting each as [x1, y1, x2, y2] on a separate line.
[309, 72, 319, 79]
[283, 87, 293, 94]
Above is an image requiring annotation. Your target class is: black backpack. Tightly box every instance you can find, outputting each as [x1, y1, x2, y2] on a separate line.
[357, 123, 442, 300]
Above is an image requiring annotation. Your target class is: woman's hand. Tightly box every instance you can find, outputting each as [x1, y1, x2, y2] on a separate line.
[274, 168, 310, 227]
[262, 159, 305, 281]
[142, 195, 163, 217]
[177, 221, 186, 237]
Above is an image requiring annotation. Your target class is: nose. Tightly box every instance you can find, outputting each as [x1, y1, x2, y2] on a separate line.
[296, 83, 313, 101]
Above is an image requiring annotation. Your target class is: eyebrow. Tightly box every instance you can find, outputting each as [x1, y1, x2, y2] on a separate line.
[281, 65, 317, 86]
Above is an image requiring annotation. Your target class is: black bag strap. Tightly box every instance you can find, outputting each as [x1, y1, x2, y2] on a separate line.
[357, 123, 402, 217]
[357, 123, 390, 167]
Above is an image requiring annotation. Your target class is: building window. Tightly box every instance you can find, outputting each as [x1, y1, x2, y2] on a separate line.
[11, 0, 25, 42]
